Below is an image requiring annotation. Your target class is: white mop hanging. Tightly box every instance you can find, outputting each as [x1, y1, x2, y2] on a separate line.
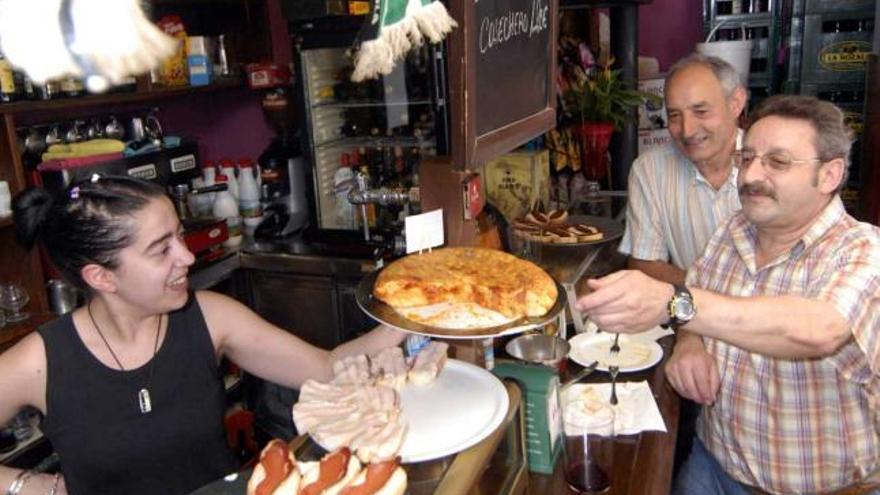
[0, 0, 178, 93]
[351, 0, 457, 82]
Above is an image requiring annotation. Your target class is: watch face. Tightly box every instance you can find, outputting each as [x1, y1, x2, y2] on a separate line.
[674, 298, 695, 320]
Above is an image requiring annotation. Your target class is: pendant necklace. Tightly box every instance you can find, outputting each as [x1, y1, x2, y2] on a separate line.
[87, 302, 163, 414]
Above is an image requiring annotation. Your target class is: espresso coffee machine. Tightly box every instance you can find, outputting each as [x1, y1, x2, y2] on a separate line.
[256, 88, 309, 238]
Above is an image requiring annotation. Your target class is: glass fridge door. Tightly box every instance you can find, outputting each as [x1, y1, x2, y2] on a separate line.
[300, 44, 442, 237]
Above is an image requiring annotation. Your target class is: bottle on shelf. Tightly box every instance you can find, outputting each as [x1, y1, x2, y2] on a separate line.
[0, 50, 18, 103]
[201, 159, 217, 205]
[334, 152, 356, 229]
[212, 174, 242, 248]
[60, 76, 85, 98]
[237, 158, 263, 235]
[219, 159, 239, 200]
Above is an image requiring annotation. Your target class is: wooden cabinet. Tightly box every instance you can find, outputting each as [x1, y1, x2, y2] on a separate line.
[0, 0, 273, 347]
[246, 270, 341, 349]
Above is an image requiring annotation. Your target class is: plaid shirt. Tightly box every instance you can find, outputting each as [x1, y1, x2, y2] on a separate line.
[688, 196, 880, 494]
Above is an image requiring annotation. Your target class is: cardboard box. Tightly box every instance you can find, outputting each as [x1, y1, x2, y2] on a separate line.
[483, 150, 550, 223]
[187, 36, 213, 86]
[638, 77, 667, 130]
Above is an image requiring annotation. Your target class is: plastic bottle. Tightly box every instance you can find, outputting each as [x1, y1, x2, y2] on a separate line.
[212, 174, 242, 248]
[333, 153, 356, 229]
[219, 159, 239, 200]
[237, 159, 263, 235]
[0, 181, 10, 216]
[201, 159, 217, 205]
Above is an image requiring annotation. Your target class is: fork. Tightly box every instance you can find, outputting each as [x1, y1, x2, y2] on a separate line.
[610, 332, 621, 354]
[609, 333, 620, 405]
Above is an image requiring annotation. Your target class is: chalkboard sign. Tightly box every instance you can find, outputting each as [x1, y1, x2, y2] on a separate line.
[475, 0, 551, 135]
[446, 0, 557, 169]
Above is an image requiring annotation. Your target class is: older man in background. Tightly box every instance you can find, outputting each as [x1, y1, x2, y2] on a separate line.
[618, 53, 746, 470]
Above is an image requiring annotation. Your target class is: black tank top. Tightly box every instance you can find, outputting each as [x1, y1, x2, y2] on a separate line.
[39, 294, 237, 495]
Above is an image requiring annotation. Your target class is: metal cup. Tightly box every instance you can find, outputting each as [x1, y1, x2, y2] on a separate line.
[47, 279, 80, 315]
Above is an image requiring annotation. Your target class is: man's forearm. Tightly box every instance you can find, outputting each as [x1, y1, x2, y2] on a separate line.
[628, 257, 687, 285]
[685, 289, 850, 358]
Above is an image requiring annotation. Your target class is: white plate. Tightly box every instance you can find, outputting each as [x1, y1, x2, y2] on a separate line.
[568, 333, 663, 373]
[398, 359, 509, 463]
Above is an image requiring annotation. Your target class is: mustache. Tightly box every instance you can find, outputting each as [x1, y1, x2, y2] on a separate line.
[739, 182, 777, 200]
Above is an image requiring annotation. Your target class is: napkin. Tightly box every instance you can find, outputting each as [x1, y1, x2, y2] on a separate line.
[563, 381, 666, 435]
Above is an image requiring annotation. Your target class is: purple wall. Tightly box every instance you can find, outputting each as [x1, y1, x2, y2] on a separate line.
[161, 0, 291, 165]
[638, 0, 705, 72]
[161, 89, 274, 164]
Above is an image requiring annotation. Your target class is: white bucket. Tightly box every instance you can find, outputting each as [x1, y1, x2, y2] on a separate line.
[696, 23, 753, 86]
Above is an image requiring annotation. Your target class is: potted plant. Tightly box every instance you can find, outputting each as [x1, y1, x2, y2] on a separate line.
[563, 59, 661, 183]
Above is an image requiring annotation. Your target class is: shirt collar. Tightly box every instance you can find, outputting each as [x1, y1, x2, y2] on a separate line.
[689, 129, 743, 189]
[733, 196, 846, 270]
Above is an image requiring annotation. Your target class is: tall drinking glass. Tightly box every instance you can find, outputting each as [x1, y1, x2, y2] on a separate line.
[560, 384, 613, 493]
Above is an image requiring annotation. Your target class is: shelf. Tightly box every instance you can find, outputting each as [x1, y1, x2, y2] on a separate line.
[315, 135, 427, 150]
[313, 99, 434, 110]
[0, 78, 245, 117]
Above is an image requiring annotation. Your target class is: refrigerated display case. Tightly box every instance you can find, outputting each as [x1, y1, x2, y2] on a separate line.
[291, 18, 449, 249]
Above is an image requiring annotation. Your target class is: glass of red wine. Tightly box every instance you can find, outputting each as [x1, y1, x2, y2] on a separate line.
[560, 386, 613, 493]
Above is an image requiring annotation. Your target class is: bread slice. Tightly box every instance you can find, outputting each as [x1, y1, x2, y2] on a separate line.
[408, 341, 449, 386]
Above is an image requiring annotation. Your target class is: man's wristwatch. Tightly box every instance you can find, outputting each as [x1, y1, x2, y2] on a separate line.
[665, 284, 696, 329]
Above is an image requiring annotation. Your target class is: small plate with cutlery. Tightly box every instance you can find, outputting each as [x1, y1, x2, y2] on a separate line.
[568, 333, 663, 373]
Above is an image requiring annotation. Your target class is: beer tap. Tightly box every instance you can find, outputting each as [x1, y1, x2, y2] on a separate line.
[347, 170, 420, 241]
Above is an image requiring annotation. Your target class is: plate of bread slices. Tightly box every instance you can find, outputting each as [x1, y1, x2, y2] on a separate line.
[292, 343, 509, 464]
[511, 211, 623, 246]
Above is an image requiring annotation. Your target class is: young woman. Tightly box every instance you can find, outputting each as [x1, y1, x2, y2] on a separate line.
[0, 175, 405, 495]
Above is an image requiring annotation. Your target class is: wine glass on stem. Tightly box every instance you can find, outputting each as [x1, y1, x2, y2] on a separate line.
[0, 283, 30, 323]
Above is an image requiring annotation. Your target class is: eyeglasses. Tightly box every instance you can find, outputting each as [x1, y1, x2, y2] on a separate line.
[732, 150, 822, 173]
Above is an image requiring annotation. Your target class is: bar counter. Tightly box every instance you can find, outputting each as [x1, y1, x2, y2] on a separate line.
[529, 334, 680, 495]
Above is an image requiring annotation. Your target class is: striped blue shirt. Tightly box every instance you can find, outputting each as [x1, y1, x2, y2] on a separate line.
[619, 132, 742, 269]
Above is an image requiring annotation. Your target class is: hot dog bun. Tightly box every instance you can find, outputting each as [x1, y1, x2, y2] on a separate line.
[246, 440, 300, 495]
[339, 466, 406, 495]
[338, 458, 406, 495]
[298, 448, 362, 495]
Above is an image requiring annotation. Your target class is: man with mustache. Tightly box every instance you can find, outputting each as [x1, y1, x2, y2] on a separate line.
[618, 53, 746, 470]
[579, 95, 880, 494]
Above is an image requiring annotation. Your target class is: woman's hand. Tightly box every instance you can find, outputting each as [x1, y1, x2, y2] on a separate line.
[21, 472, 67, 495]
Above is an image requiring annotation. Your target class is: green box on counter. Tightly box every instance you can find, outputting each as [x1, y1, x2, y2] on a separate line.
[493, 361, 561, 474]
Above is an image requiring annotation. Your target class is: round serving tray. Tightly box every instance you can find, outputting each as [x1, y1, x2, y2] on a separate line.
[513, 214, 624, 247]
[355, 268, 567, 339]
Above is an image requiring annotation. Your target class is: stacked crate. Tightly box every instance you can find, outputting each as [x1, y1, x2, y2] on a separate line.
[703, 0, 783, 104]
[784, 0, 875, 215]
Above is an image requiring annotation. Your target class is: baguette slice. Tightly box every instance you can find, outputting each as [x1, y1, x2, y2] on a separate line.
[298, 449, 362, 495]
[408, 341, 449, 386]
[339, 461, 407, 495]
[247, 440, 300, 495]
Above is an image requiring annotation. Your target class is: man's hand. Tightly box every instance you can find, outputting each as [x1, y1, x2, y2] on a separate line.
[665, 333, 720, 405]
[575, 270, 673, 333]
